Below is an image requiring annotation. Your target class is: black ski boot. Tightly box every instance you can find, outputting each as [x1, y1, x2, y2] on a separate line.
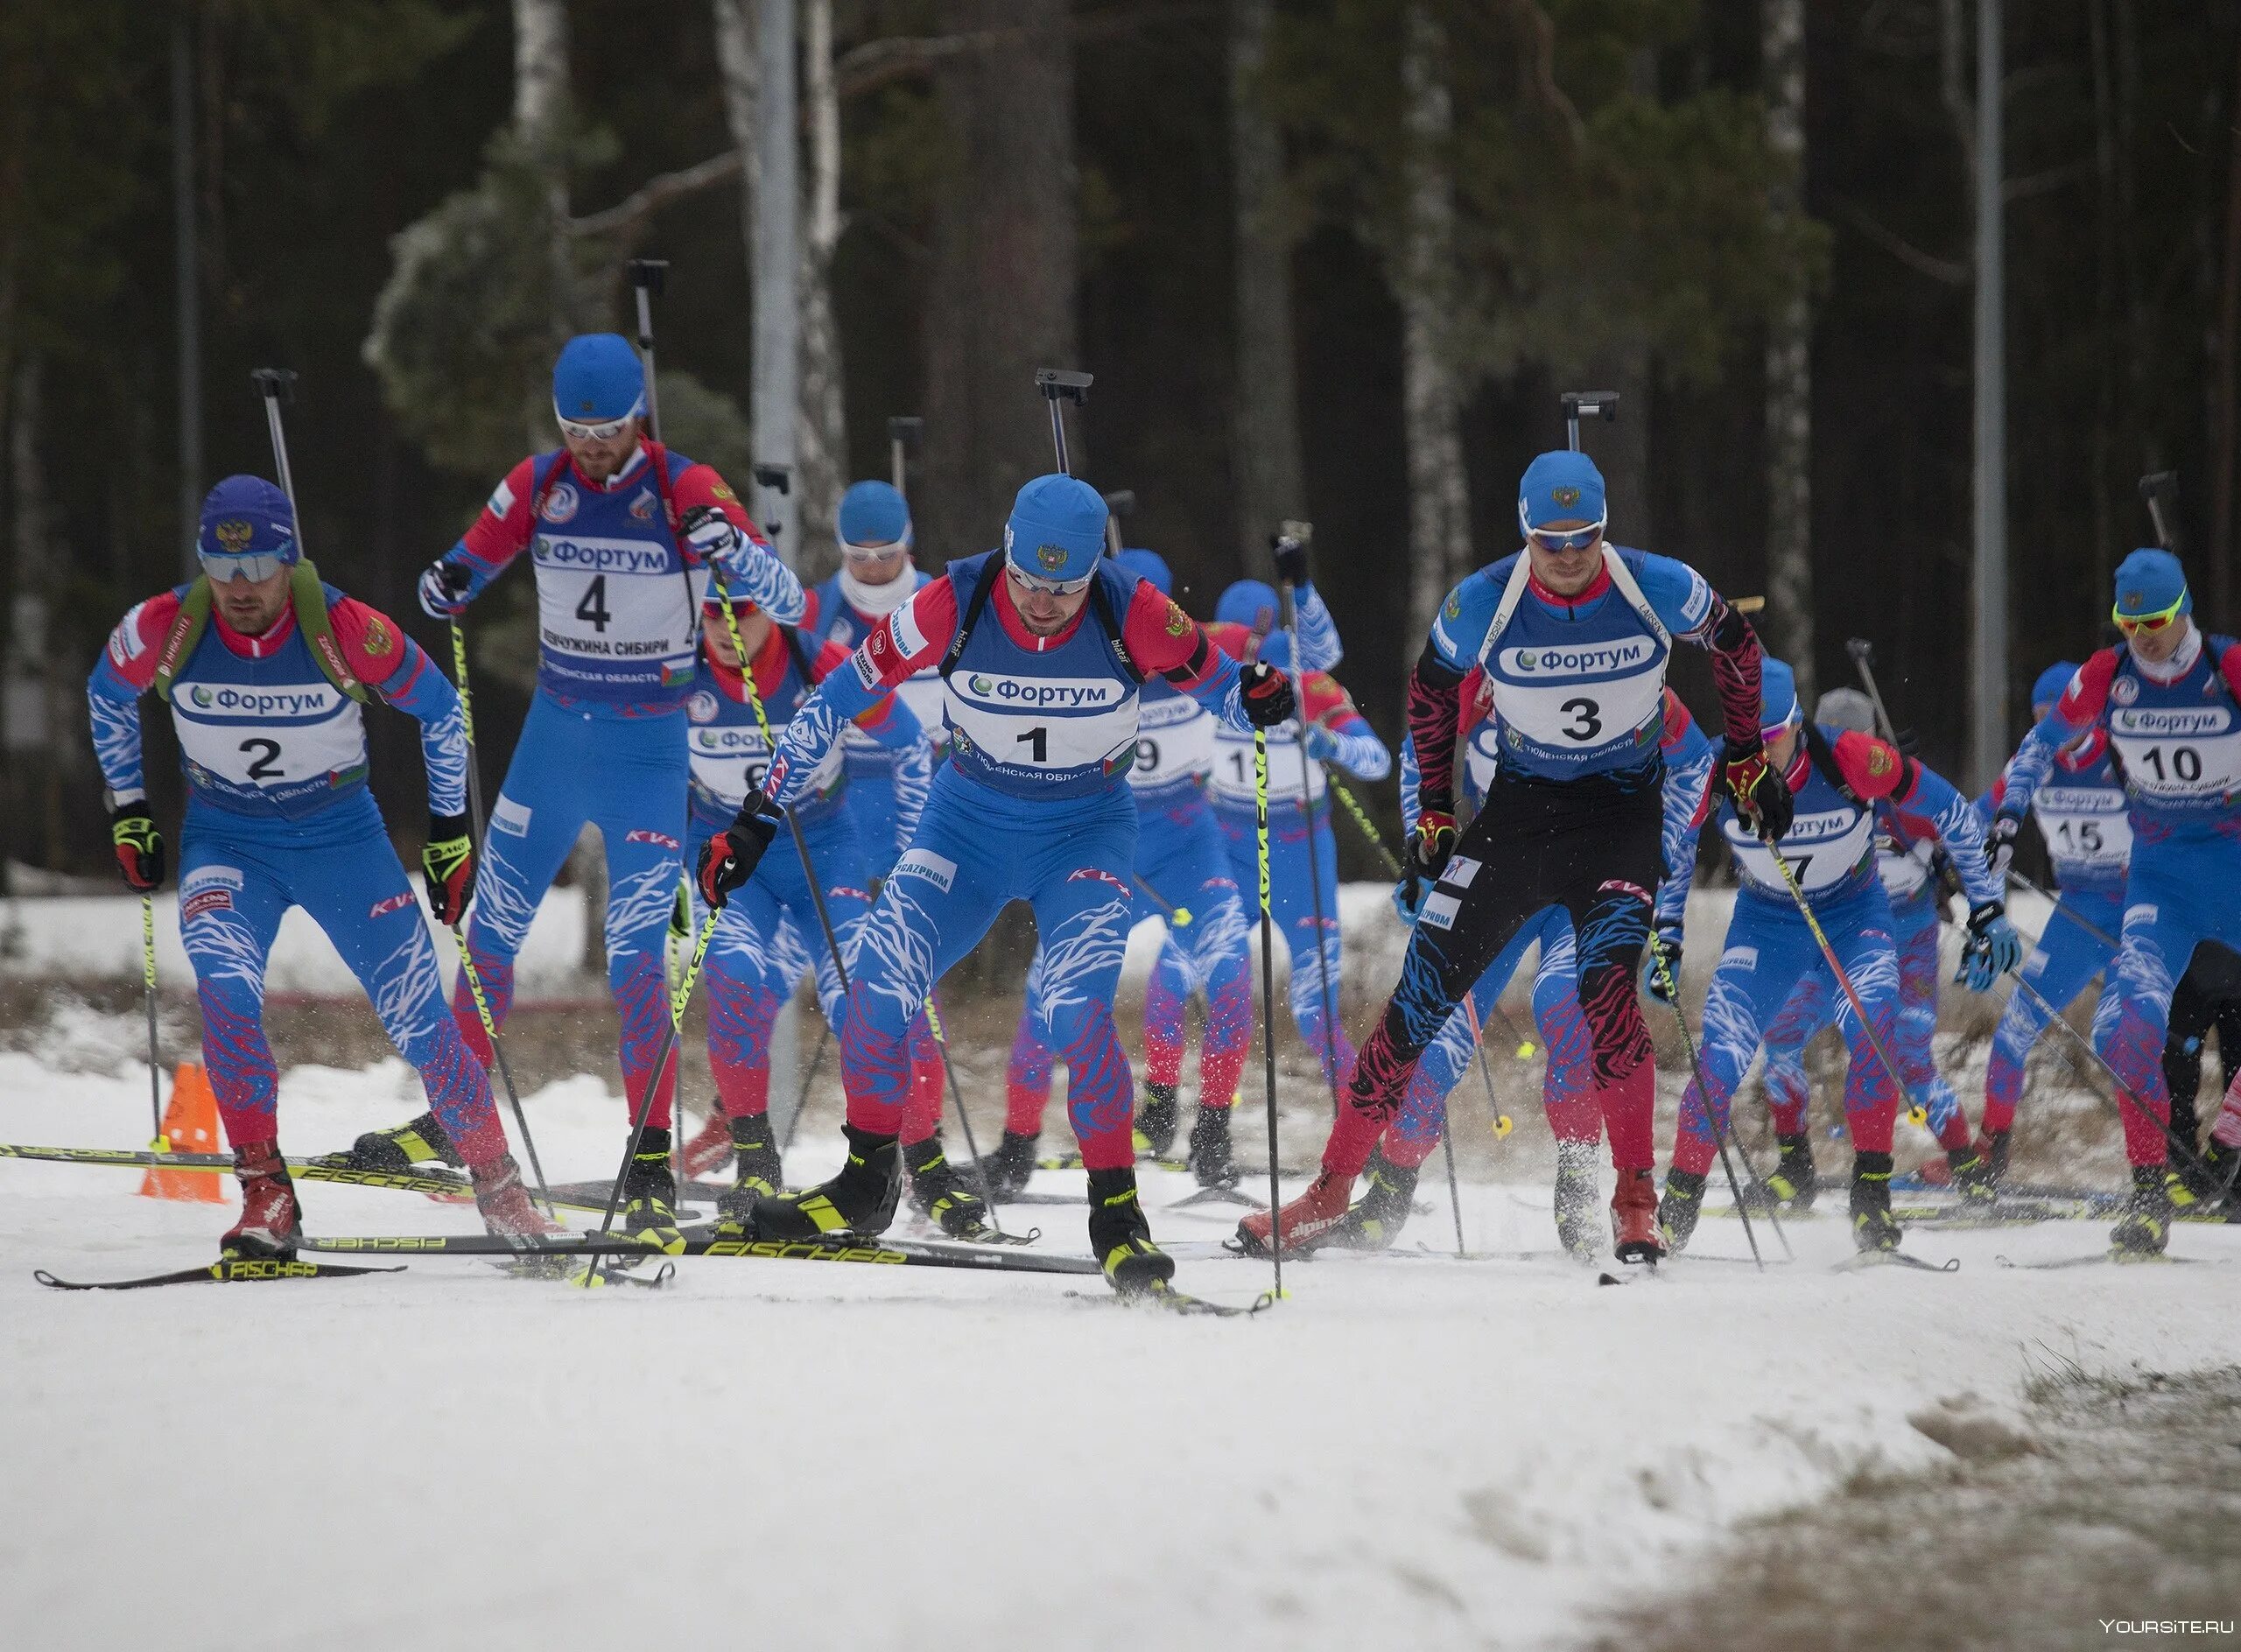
[1850, 1150, 1901, 1252]
[1766, 1132, 1817, 1210]
[1975, 1128, 2011, 1187]
[334, 1110, 460, 1172]
[2111, 1164, 2183, 1258]
[2197, 1138, 2241, 1216]
[1657, 1168, 1706, 1257]
[904, 1136, 996, 1239]
[1945, 1142, 1997, 1203]
[1185, 1104, 1239, 1188]
[1326, 1150, 1419, 1251]
[1086, 1166, 1175, 1294]
[621, 1127, 684, 1249]
[971, 1130, 1040, 1198]
[1553, 1139, 1600, 1262]
[1137, 1082, 1181, 1158]
[752, 1124, 902, 1240]
[714, 1114, 784, 1231]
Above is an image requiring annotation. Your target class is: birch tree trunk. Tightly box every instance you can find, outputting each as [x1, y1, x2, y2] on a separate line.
[1399, 2, 1470, 646]
[713, 0, 762, 476]
[795, 0, 847, 574]
[1229, 0, 1307, 571]
[1763, 0, 1815, 699]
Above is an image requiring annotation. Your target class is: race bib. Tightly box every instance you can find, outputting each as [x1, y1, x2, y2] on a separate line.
[532, 533, 703, 667]
[1129, 695, 1215, 789]
[169, 681, 365, 789]
[2107, 705, 2241, 803]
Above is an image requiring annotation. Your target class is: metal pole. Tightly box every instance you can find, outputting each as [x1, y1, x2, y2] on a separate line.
[172, 7, 201, 579]
[753, 0, 800, 556]
[1972, 0, 2007, 791]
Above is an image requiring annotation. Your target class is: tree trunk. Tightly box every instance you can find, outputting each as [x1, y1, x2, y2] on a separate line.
[796, 0, 847, 578]
[1398, 3, 1470, 647]
[1228, 0, 1307, 573]
[5, 357, 56, 868]
[1762, 0, 1814, 699]
[922, 0, 1077, 567]
[514, 0, 574, 447]
[713, 0, 762, 468]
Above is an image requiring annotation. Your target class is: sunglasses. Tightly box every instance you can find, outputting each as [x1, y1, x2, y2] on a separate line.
[200, 551, 288, 583]
[2112, 596, 2186, 634]
[841, 539, 910, 565]
[1006, 561, 1095, 598]
[556, 406, 641, 441]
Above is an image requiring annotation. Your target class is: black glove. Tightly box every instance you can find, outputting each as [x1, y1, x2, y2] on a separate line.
[421, 813, 475, 926]
[417, 559, 473, 620]
[1984, 812, 2022, 880]
[1724, 745, 1795, 842]
[695, 794, 781, 910]
[1643, 927, 1683, 1004]
[109, 804, 165, 894]
[1270, 531, 1310, 589]
[1240, 662, 1296, 728]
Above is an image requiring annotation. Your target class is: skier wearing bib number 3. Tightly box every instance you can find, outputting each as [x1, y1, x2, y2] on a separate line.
[1988, 549, 2241, 1255]
[697, 475, 1296, 1292]
[87, 476, 551, 1255]
[1241, 448, 1781, 1264]
[376, 334, 803, 1239]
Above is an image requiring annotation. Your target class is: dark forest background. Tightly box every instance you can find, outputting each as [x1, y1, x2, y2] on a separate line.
[4, 0, 2237, 883]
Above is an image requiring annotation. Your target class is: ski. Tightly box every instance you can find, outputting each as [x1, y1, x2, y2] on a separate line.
[1903, 1197, 2102, 1228]
[993, 1190, 1086, 1206]
[1993, 1250, 2208, 1270]
[1038, 1149, 1191, 1176]
[34, 1257, 407, 1292]
[543, 1177, 732, 1208]
[1166, 1183, 1266, 1212]
[295, 1228, 1105, 1276]
[1067, 1283, 1275, 1318]
[2, 1142, 477, 1206]
[1830, 1249, 1960, 1274]
[1595, 1264, 1659, 1286]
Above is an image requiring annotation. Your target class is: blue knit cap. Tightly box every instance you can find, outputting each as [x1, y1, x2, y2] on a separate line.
[1760, 657, 1800, 737]
[837, 480, 912, 550]
[1518, 450, 1607, 534]
[551, 334, 645, 425]
[197, 475, 299, 567]
[1256, 629, 1297, 674]
[1216, 580, 1279, 633]
[2111, 548, 2189, 620]
[2032, 660, 2080, 711]
[1114, 548, 1172, 595]
[1003, 475, 1107, 584]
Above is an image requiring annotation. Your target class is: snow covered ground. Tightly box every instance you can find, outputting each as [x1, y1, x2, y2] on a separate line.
[4, 1034, 2237, 1651]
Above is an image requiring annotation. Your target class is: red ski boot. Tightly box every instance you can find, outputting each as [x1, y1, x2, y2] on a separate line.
[1610, 1166, 1663, 1265]
[682, 1111, 734, 1179]
[472, 1153, 562, 1238]
[222, 1139, 301, 1259]
[1234, 1169, 1354, 1257]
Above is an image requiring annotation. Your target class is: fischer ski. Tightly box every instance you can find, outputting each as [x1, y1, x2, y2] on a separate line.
[295, 1228, 1106, 1276]
[1994, 1250, 2208, 1270]
[34, 1257, 407, 1291]
[1830, 1249, 1960, 1274]
[1068, 1283, 1276, 1318]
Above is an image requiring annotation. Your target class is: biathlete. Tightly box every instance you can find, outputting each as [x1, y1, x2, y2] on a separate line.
[697, 475, 1295, 1291]
[88, 476, 549, 1255]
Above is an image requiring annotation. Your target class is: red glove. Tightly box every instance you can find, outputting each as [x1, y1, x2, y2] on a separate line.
[1410, 805, 1458, 884]
[696, 796, 781, 910]
[422, 814, 475, 926]
[1724, 747, 1795, 842]
[109, 806, 164, 894]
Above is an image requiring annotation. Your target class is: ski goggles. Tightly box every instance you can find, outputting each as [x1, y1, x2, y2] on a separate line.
[199, 549, 289, 583]
[1005, 560, 1096, 598]
[1521, 514, 1607, 553]
[554, 398, 643, 442]
[2113, 593, 2187, 634]
[840, 538, 910, 566]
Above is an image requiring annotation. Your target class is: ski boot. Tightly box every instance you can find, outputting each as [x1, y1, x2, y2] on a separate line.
[2197, 1138, 2241, 1216]
[1945, 1142, 1998, 1203]
[1086, 1166, 1175, 1294]
[1612, 1166, 1661, 1263]
[1137, 1081, 1181, 1158]
[1656, 1168, 1705, 1257]
[2111, 1164, 2183, 1258]
[1553, 1139, 1600, 1262]
[1974, 1127, 2011, 1188]
[1766, 1132, 1817, 1210]
[905, 1137, 996, 1239]
[971, 1130, 1040, 1198]
[471, 1153, 561, 1238]
[1850, 1151, 1901, 1252]
[1186, 1104, 1239, 1188]
[334, 1110, 460, 1173]
[1234, 1168, 1353, 1257]
[682, 1110, 735, 1179]
[1325, 1150, 1419, 1251]
[222, 1139, 302, 1260]
[620, 1127, 685, 1251]
[714, 1114, 785, 1232]
[751, 1124, 902, 1240]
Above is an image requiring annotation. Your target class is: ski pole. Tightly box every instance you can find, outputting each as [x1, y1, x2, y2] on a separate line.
[1275, 576, 1345, 1118]
[1131, 874, 1192, 928]
[888, 417, 923, 496]
[141, 895, 165, 1149]
[1034, 368, 1093, 475]
[1330, 775, 1404, 877]
[1456, 992, 1517, 1137]
[1647, 945, 1774, 1268]
[922, 992, 1004, 1221]
[1253, 722, 1284, 1295]
[779, 1020, 832, 1153]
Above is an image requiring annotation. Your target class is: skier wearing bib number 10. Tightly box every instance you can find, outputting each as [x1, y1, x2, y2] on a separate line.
[87, 476, 551, 1255]
[696, 475, 1296, 1292]
[1240, 447, 1781, 1265]
[1987, 549, 2241, 1255]
[362, 333, 802, 1241]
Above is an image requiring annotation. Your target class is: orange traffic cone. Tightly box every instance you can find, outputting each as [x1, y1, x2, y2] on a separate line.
[139, 1061, 228, 1203]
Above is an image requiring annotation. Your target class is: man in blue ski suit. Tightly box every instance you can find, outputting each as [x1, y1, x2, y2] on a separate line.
[697, 475, 1296, 1292]
[88, 476, 549, 1255]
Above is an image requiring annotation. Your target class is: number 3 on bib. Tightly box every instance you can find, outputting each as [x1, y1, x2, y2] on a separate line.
[1559, 698, 1601, 741]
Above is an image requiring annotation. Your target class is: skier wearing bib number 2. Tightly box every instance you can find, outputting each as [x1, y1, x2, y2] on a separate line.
[1988, 549, 2241, 1255]
[1240, 447, 1781, 1265]
[697, 475, 1296, 1292]
[376, 334, 802, 1238]
[88, 476, 551, 1255]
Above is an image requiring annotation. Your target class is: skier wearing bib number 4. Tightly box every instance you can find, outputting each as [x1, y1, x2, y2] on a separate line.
[364, 334, 802, 1241]
[696, 475, 1296, 1292]
[87, 476, 551, 1255]
[1242, 448, 1780, 1264]
[1988, 549, 2241, 1255]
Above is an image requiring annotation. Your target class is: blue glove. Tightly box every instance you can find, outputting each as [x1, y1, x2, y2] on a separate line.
[1391, 876, 1424, 924]
[1642, 926, 1684, 1004]
[1301, 724, 1338, 763]
[1958, 903, 2023, 992]
[417, 558, 472, 620]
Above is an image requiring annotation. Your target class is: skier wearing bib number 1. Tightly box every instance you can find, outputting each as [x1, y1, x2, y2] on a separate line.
[360, 334, 803, 1241]
[87, 476, 551, 1255]
[1240, 447, 1781, 1264]
[696, 475, 1296, 1292]
[1987, 549, 2241, 1255]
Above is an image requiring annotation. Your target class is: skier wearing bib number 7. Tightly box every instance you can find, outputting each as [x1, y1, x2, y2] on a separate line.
[366, 334, 802, 1241]
[1986, 549, 2241, 1255]
[1240, 447, 1781, 1264]
[87, 476, 551, 1255]
[696, 475, 1296, 1292]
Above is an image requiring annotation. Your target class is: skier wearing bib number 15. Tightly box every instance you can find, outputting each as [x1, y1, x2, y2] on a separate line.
[87, 476, 551, 1255]
[375, 334, 802, 1239]
[1987, 549, 2241, 1255]
[696, 475, 1296, 1292]
[1240, 447, 1781, 1264]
